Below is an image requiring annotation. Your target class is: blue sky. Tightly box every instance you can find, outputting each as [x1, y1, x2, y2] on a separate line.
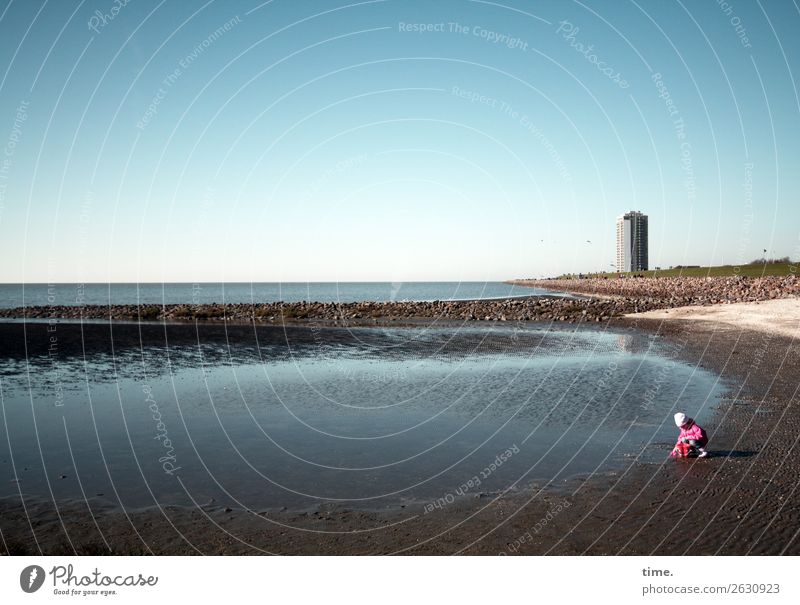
[0, 0, 798, 282]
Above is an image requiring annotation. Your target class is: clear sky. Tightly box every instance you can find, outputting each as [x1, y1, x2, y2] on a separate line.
[0, 0, 798, 282]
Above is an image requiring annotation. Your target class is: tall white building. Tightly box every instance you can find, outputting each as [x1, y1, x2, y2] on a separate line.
[616, 211, 648, 272]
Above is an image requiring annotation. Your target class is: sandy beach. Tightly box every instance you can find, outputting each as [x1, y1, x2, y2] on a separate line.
[629, 298, 800, 340]
[1, 305, 799, 555]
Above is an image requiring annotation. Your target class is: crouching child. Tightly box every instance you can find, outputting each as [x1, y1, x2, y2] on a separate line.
[671, 412, 709, 458]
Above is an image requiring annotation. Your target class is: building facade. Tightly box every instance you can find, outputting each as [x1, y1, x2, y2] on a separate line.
[616, 211, 648, 272]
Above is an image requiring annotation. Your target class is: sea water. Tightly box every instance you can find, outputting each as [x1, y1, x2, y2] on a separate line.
[0, 281, 569, 309]
[0, 324, 724, 511]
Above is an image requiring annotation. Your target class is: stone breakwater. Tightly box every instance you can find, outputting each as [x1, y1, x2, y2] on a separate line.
[0, 298, 622, 324]
[510, 275, 800, 304]
[1, 276, 797, 325]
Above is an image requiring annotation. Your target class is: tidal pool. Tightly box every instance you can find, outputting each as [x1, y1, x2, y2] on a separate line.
[0, 324, 724, 511]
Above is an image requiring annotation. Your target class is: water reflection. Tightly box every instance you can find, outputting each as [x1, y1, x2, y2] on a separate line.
[0, 324, 724, 512]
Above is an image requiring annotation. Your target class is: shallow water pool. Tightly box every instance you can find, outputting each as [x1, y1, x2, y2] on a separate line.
[0, 324, 724, 511]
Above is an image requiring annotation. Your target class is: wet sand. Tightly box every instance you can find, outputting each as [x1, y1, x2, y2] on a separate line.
[1, 316, 799, 555]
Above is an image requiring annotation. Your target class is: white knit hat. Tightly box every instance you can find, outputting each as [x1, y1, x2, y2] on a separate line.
[674, 412, 687, 427]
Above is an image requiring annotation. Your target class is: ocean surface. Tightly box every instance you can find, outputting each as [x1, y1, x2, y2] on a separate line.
[0, 282, 569, 309]
[0, 323, 725, 512]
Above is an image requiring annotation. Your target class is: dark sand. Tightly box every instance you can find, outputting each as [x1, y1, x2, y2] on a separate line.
[1, 317, 798, 555]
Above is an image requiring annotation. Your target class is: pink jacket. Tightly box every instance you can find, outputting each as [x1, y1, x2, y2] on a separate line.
[676, 419, 708, 448]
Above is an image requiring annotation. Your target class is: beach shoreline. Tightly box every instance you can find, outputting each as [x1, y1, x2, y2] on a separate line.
[1, 308, 798, 555]
[1, 274, 795, 328]
[627, 298, 800, 340]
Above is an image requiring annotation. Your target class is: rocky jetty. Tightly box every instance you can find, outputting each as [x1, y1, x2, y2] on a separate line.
[0, 298, 619, 324]
[1, 275, 797, 325]
[510, 274, 800, 304]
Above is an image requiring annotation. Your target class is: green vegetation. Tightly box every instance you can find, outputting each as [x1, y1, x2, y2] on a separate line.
[137, 306, 161, 319]
[560, 259, 797, 279]
[280, 306, 307, 319]
[171, 304, 223, 319]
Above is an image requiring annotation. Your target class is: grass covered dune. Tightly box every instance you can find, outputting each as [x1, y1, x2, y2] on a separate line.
[557, 260, 798, 279]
